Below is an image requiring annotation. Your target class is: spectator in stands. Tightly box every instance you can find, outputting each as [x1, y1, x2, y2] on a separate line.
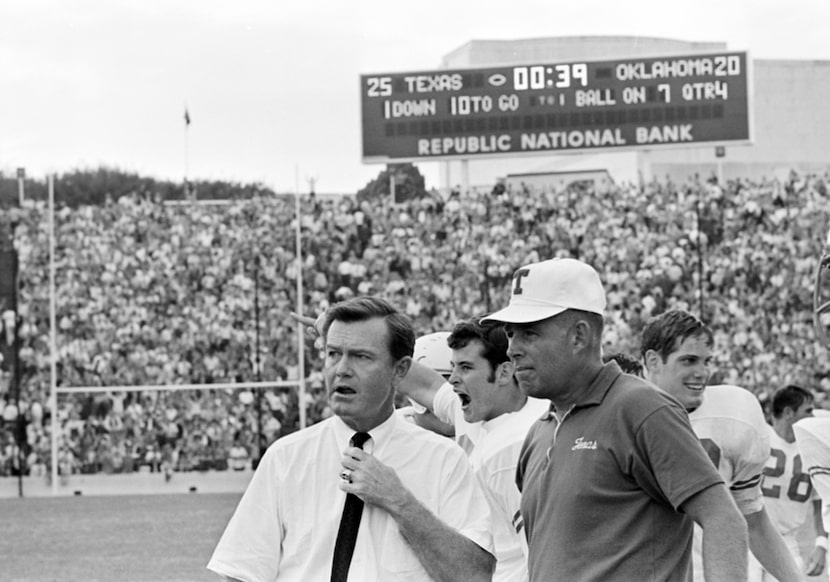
[5, 170, 830, 476]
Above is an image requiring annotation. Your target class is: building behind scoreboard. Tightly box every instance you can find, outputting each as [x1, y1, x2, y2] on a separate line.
[435, 36, 830, 190]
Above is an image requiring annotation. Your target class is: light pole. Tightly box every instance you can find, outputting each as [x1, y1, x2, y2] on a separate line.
[0, 218, 23, 496]
[694, 187, 706, 319]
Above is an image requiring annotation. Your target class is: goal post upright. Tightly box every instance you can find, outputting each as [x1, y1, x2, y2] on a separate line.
[294, 176, 307, 431]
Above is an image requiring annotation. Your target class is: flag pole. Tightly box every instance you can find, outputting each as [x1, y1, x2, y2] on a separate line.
[184, 106, 191, 200]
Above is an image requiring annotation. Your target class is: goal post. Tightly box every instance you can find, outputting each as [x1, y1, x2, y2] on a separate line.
[42, 180, 312, 495]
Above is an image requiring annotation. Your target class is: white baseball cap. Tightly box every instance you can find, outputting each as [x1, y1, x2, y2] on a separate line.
[482, 258, 607, 324]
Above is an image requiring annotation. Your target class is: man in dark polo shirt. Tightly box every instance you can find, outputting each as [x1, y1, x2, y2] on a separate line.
[483, 258, 749, 582]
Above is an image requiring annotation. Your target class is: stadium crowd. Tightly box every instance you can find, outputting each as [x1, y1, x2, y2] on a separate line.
[1, 170, 829, 477]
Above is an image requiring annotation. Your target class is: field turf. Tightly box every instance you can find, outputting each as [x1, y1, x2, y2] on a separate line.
[4, 489, 824, 581]
[1, 493, 241, 582]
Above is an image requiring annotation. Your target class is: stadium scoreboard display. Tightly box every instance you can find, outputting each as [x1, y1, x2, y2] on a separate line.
[360, 51, 751, 162]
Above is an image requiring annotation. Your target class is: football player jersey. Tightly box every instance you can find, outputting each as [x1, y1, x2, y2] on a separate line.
[689, 384, 769, 514]
[433, 382, 548, 582]
[690, 384, 770, 582]
[794, 416, 830, 527]
[760, 423, 816, 536]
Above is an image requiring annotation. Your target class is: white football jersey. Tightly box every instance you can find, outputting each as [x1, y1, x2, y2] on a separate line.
[794, 417, 830, 527]
[689, 384, 770, 514]
[760, 423, 816, 536]
[432, 382, 548, 582]
[691, 385, 770, 582]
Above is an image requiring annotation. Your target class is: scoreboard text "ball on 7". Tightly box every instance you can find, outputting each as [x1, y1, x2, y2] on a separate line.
[360, 51, 751, 162]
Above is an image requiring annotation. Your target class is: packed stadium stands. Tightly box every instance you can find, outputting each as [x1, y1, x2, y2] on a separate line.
[1, 170, 830, 477]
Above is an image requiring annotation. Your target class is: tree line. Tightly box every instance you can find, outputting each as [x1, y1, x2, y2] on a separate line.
[0, 163, 429, 208]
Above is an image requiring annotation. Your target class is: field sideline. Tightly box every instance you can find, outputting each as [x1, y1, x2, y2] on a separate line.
[2, 492, 240, 582]
[3, 476, 825, 580]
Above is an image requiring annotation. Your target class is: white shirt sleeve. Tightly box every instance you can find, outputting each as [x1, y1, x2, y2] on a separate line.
[436, 444, 496, 556]
[431, 382, 460, 427]
[207, 445, 284, 582]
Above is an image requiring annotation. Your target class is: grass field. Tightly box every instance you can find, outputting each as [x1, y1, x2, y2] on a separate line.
[4, 487, 825, 581]
[1, 493, 241, 582]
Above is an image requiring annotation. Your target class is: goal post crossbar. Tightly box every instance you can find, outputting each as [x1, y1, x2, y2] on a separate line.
[54, 380, 302, 394]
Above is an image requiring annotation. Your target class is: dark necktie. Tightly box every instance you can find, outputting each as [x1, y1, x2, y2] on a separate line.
[331, 431, 371, 582]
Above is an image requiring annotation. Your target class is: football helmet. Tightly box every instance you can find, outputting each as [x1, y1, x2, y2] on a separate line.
[413, 331, 453, 379]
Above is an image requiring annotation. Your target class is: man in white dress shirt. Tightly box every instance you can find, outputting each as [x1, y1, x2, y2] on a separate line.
[400, 316, 548, 582]
[208, 296, 495, 582]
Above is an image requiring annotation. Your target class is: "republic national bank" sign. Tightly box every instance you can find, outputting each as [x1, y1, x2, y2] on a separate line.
[360, 51, 752, 163]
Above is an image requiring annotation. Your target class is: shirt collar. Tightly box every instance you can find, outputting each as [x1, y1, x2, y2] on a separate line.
[332, 412, 398, 455]
[480, 397, 528, 432]
[575, 361, 622, 408]
[480, 413, 506, 433]
[546, 361, 622, 417]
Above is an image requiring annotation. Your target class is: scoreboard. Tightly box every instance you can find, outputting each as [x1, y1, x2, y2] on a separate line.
[360, 51, 751, 162]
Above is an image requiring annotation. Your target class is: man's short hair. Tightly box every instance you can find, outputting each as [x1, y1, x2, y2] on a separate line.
[602, 352, 644, 377]
[448, 317, 510, 381]
[771, 384, 814, 419]
[640, 309, 714, 362]
[323, 296, 415, 361]
[559, 309, 605, 344]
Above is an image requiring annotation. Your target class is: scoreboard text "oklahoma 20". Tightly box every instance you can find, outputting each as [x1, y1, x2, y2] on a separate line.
[360, 51, 751, 162]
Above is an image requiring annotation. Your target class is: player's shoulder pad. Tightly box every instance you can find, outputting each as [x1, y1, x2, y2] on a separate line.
[795, 416, 830, 443]
[696, 384, 766, 425]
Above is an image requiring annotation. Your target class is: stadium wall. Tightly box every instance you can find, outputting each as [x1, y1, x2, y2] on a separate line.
[0, 470, 253, 498]
[437, 36, 830, 189]
[504, 169, 615, 194]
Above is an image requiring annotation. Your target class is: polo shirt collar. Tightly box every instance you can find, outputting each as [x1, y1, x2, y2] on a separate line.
[575, 361, 622, 408]
[550, 361, 622, 415]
